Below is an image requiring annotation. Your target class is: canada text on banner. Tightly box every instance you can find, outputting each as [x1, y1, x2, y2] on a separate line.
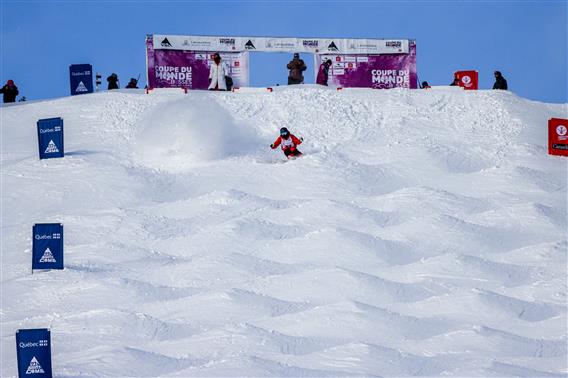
[152, 35, 410, 54]
[32, 223, 64, 270]
[37, 118, 64, 159]
[16, 328, 53, 378]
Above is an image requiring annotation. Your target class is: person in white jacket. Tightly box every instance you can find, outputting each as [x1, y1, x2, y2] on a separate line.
[208, 53, 228, 91]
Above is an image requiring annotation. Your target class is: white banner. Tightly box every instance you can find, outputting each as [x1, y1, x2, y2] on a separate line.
[153, 35, 410, 54]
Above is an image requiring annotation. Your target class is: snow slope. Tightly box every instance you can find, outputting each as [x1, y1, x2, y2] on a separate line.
[1, 86, 567, 377]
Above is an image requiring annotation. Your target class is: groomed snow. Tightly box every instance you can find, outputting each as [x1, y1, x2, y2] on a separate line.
[1, 86, 567, 377]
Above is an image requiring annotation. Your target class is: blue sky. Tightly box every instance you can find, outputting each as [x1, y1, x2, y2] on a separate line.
[1, 1, 566, 103]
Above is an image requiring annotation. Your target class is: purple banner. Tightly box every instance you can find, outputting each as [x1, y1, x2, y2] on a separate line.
[146, 38, 249, 90]
[316, 43, 417, 89]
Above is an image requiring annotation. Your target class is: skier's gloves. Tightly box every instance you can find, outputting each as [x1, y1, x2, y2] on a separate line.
[270, 144, 274, 149]
[300, 137, 304, 142]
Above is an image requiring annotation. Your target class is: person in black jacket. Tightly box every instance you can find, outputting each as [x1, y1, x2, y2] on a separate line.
[125, 78, 138, 89]
[493, 71, 508, 90]
[107, 73, 119, 90]
[0, 80, 19, 103]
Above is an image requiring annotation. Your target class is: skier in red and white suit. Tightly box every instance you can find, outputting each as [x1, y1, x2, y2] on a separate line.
[270, 127, 303, 158]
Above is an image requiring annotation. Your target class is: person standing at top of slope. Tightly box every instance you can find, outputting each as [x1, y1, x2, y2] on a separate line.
[125, 78, 138, 89]
[287, 53, 307, 85]
[316, 59, 333, 86]
[208, 53, 228, 91]
[107, 73, 119, 90]
[493, 71, 508, 90]
[271, 127, 303, 158]
[0, 80, 19, 103]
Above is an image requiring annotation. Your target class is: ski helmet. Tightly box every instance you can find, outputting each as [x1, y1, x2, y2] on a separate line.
[280, 127, 289, 137]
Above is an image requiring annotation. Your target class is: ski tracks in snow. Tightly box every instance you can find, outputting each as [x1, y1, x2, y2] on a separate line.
[1, 87, 567, 376]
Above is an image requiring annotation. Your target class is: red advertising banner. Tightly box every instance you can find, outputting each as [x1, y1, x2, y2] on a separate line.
[455, 70, 478, 90]
[548, 118, 568, 156]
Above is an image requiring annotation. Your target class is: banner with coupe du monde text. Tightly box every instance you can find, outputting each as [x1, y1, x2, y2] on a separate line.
[146, 35, 416, 90]
[315, 42, 417, 89]
[146, 37, 249, 89]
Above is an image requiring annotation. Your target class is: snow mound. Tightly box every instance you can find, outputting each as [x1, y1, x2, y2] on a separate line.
[133, 96, 261, 171]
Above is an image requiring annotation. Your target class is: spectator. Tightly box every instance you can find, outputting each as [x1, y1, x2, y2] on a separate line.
[316, 59, 333, 86]
[125, 78, 138, 89]
[0, 80, 19, 103]
[208, 53, 228, 91]
[420, 81, 431, 89]
[493, 71, 508, 90]
[225, 75, 234, 91]
[287, 53, 307, 85]
[107, 73, 119, 90]
[450, 74, 460, 86]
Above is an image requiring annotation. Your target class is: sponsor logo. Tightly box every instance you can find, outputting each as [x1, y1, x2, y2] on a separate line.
[35, 233, 61, 240]
[327, 41, 339, 51]
[19, 340, 49, 348]
[161, 38, 172, 47]
[552, 143, 568, 150]
[39, 248, 57, 263]
[245, 40, 256, 49]
[461, 76, 472, 85]
[349, 43, 377, 49]
[26, 356, 45, 374]
[234, 61, 240, 67]
[71, 71, 90, 76]
[39, 126, 61, 134]
[219, 38, 235, 45]
[45, 140, 59, 154]
[266, 40, 295, 49]
[556, 125, 567, 136]
[386, 41, 402, 48]
[75, 81, 88, 92]
[302, 40, 319, 48]
[188, 40, 212, 47]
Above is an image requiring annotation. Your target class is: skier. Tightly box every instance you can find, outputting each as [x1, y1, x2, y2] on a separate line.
[270, 127, 303, 158]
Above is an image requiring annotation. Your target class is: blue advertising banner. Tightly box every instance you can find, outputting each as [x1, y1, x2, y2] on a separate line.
[16, 328, 52, 378]
[32, 224, 63, 270]
[37, 118, 64, 160]
[69, 64, 93, 95]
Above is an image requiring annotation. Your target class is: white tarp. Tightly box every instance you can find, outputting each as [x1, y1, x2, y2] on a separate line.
[153, 35, 410, 54]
